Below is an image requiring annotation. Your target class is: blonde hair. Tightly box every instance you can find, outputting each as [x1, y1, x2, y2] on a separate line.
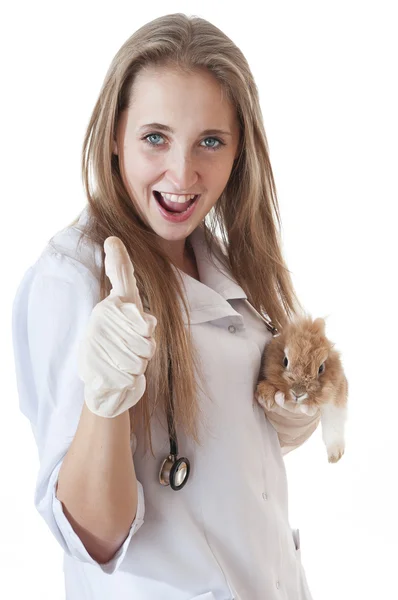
[72, 12, 304, 455]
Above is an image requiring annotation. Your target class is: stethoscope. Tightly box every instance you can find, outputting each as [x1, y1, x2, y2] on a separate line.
[158, 300, 279, 491]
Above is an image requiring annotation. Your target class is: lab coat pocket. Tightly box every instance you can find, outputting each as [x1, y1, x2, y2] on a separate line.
[292, 527, 301, 560]
[292, 529, 315, 600]
[190, 593, 216, 600]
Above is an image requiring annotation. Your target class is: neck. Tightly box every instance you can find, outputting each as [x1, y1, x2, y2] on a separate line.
[160, 238, 194, 271]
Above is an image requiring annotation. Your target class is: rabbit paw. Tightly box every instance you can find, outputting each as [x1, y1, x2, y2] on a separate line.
[327, 441, 345, 463]
[256, 392, 274, 410]
[255, 381, 276, 410]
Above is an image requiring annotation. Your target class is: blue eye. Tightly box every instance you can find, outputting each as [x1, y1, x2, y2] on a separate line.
[201, 138, 223, 150]
[144, 133, 163, 146]
[142, 133, 225, 152]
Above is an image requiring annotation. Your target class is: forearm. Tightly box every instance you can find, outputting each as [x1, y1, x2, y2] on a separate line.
[56, 402, 138, 563]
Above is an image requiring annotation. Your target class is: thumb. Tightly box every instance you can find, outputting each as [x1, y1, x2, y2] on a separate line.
[104, 236, 144, 314]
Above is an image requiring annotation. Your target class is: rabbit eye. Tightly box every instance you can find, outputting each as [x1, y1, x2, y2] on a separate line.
[283, 356, 288, 368]
[318, 362, 325, 374]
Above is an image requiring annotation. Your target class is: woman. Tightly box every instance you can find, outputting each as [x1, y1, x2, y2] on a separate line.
[12, 13, 320, 600]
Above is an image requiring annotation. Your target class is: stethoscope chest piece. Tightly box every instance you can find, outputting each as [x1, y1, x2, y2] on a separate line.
[159, 454, 190, 490]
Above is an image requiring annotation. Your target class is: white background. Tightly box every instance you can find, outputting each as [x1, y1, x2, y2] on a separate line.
[1, 1, 397, 598]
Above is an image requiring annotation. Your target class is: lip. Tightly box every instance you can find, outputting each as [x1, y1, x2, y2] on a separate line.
[156, 191, 200, 196]
[153, 191, 200, 223]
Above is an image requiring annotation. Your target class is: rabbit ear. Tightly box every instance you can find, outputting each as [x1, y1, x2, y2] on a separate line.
[313, 317, 326, 332]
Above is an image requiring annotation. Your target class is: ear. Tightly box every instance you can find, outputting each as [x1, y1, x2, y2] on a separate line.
[313, 317, 326, 333]
[112, 139, 118, 155]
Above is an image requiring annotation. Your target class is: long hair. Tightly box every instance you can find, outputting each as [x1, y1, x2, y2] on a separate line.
[71, 12, 305, 455]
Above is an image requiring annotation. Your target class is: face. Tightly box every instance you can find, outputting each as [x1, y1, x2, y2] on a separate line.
[113, 66, 240, 259]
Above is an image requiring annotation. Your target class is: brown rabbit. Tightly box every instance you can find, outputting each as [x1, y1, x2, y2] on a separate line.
[255, 315, 348, 463]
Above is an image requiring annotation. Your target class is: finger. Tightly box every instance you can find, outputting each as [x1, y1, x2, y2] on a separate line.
[104, 236, 144, 314]
[99, 314, 157, 362]
[98, 294, 156, 338]
[300, 404, 319, 416]
[103, 342, 149, 376]
[274, 391, 285, 408]
[119, 303, 158, 338]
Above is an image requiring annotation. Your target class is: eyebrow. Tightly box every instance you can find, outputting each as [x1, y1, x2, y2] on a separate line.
[137, 122, 232, 137]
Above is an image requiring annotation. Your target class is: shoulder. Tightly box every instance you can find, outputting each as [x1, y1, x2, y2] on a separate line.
[45, 205, 103, 283]
[13, 206, 103, 312]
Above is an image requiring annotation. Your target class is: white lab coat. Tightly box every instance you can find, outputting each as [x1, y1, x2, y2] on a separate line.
[12, 205, 320, 599]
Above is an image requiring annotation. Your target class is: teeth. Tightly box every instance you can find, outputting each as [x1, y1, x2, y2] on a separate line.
[158, 192, 197, 203]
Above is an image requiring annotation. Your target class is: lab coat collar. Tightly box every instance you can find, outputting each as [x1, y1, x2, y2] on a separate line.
[75, 206, 248, 325]
[176, 224, 248, 325]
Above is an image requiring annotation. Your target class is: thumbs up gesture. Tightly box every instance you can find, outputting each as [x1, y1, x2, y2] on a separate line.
[78, 237, 158, 418]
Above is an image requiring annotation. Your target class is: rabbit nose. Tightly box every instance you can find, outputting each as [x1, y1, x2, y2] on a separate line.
[292, 387, 305, 397]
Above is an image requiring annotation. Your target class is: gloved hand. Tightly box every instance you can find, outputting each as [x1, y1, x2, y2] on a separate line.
[256, 383, 319, 417]
[78, 236, 158, 418]
[273, 390, 319, 417]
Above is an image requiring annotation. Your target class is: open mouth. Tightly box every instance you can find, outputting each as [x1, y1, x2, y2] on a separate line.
[153, 191, 200, 214]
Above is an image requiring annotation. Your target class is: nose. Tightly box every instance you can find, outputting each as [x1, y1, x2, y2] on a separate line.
[165, 148, 199, 193]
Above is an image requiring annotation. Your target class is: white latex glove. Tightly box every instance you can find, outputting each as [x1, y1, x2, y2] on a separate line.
[78, 236, 158, 418]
